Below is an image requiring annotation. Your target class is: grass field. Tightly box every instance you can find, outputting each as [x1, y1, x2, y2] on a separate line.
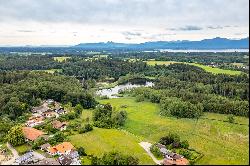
[33, 69, 62, 74]
[98, 97, 249, 165]
[146, 60, 182, 66]
[53, 57, 71, 62]
[69, 128, 155, 165]
[146, 60, 242, 75]
[191, 63, 242, 75]
[15, 144, 31, 155]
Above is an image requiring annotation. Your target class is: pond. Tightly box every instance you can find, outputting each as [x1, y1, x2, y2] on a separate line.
[97, 81, 154, 98]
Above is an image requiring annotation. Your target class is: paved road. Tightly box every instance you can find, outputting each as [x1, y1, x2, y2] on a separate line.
[32, 151, 45, 160]
[139, 142, 164, 165]
[2, 143, 19, 165]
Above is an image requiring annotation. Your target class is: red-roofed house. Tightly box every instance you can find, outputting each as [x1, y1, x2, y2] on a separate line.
[22, 127, 45, 141]
[48, 142, 74, 156]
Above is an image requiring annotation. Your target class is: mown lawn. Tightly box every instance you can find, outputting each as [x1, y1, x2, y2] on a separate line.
[99, 97, 249, 165]
[68, 128, 155, 165]
[146, 60, 242, 75]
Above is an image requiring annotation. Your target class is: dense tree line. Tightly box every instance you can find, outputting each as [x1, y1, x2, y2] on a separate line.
[0, 71, 96, 120]
[62, 58, 149, 80]
[0, 55, 61, 70]
[127, 64, 249, 117]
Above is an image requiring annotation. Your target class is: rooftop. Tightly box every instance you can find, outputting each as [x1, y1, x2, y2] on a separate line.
[22, 127, 45, 141]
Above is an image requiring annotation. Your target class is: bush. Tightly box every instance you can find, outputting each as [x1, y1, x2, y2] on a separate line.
[91, 151, 139, 165]
[135, 94, 144, 102]
[79, 124, 93, 134]
[180, 140, 189, 149]
[150, 144, 163, 159]
[159, 133, 180, 146]
[77, 147, 87, 156]
[227, 114, 235, 123]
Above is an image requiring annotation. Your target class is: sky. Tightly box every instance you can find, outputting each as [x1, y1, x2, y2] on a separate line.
[0, 0, 249, 46]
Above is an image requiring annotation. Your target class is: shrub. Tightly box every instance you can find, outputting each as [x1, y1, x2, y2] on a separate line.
[150, 144, 163, 159]
[227, 114, 235, 123]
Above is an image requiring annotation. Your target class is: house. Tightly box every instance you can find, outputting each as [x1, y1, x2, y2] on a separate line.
[48, 142, 75, 156]
[46, 99, 55, 105]
[58, 155, 72, 165]
[66, 150, 79, 159]
[33, 158, 60, 165]
[22, 127, 45, 142]
[155, 143, 189, 165]
[31, 105, 48, 114]
[55, 108, 66, 115]
[163, 157, 189, 165]
[42, 111, 57, 118]
[40, 143, 51, 151]
[26, 116, 44, 127]
[52, 120, 67, 131]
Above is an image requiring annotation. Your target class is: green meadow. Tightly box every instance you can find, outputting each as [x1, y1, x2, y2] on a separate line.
[68, 97, 249, 165]
[146, 60, 242, 75]
[69, 128, 154, 165]
[97, 98, 249, 165]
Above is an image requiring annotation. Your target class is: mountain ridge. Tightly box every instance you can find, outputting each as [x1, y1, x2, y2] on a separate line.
[74, 37, 249, 49]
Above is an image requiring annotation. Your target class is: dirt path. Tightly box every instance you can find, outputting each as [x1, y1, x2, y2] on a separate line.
[139, 142, 163, 165]
[2, 143, 19, 165]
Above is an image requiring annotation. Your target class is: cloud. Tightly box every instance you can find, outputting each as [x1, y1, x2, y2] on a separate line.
[122, 31, 142, 37]
[0, 0, 248, 27]
[234, 33, 247, 35]
[167, 25, 203, 31]
[207, 26, 223, 29]
[17, 30, 35, 33]
[179, 25, 203, 31]
[0, 0, 248, 45]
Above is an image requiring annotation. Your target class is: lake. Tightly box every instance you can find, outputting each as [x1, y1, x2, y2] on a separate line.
[97, 81, 154, 98]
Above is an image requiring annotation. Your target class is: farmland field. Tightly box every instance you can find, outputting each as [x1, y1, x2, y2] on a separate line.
[96, 97, 249, 165]
[146, 60, 242, 75]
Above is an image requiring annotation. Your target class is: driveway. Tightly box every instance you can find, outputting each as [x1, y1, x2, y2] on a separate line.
[2, 143, 19, 165]
[139, 142, 164, 165]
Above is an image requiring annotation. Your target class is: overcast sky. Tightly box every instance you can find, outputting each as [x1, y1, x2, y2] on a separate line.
[0, 0, 249, 46]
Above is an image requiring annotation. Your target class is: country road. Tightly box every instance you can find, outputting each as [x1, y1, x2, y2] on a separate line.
[2, 143, 19, 165]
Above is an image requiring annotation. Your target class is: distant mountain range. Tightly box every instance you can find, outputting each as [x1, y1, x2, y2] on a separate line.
[74, 37, 249, 50]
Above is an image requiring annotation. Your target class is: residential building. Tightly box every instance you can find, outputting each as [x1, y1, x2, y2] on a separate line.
[48, 142, 75, 156]
[26, 116, 44, 127]
[22, 127, 45, 142]
[55, 108, 66, 115]
[52, 120, 67, 131]
[58, 155, 72, 165]
[40, 143, 51, 151]
[42, 111, 57, 118]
